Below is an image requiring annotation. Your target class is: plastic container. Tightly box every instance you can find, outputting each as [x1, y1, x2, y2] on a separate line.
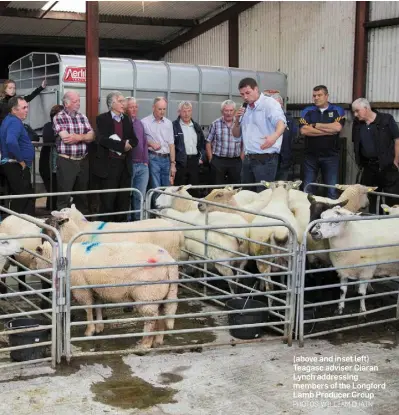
[226, 298, 267, 340]
[6, 318, 50, 362]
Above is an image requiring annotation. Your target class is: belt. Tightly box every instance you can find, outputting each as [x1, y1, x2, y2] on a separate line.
[213, 155, 241, 160]
[150, 152, 169, 158]
[109, 152, 126, 159]
[59, 153, 87, 161]
[186, 155, 198, 159]
[245, 153, 279, 160]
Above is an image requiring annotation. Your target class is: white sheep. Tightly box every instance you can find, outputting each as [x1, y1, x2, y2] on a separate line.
[155, 185, 199, 212]
[249, 181, 301, 300]
[381, 204, 399, 215]
[0, 214, 45, 273]
[35, 240, 179, 348]
[198, 187, 272, 222]
[0, 234, 22, 257]
[159, 208, 249, 293]
[309, 206, 399, 315]
[47, 204, 185, 261]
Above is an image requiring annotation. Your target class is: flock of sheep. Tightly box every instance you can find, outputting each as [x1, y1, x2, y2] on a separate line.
[0, 180, 398, 349]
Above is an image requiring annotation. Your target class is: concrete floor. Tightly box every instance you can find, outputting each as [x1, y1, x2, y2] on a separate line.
[0, 337, 398, 415]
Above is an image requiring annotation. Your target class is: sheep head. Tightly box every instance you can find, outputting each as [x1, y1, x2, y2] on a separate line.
[381, 204, 399, 215]
[261, 180, 302, 190]
[42, 217, 69, 243]
[310, 206, 353, 240]
[198, 188, 240, 213]
[0, 234, 22, 256]
[155, 185, 193, 209]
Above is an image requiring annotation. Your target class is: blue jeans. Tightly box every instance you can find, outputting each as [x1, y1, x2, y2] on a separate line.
[149, 153, 170, 207]
[241, 154, 279, 191]
[303, 153, 339, 199]
[130, 163, 149, 221]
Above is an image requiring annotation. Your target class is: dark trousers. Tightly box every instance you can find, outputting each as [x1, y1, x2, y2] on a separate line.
[302, 153, 340, 199]
[39, 148, 57, 210]
[241, 153, 279, 192]
[98, 157, 131, 222]
[2, 163, 35, 216]
[210, 155, 242, 186]
[175, 156, 200, 197]
[56, 156, 89, 213]
[360, 162, 399, 214]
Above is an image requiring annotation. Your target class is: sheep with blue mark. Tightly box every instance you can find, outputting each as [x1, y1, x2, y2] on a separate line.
[43, 204, 186, 262]
[35, 239, 179, 348]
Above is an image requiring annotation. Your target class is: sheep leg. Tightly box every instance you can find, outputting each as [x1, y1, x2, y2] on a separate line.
[358, 282, 368, 315]
[136, 304, 159, 349]
[336, 277, 348, 315]
[153, 319, 165, 347]
[84, 307, 96, 337]
[95, 307, 104, 334]
[73, 289, 96, 336]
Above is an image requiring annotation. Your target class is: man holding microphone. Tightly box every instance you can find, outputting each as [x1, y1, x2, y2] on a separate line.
[232, 78, 286, 189]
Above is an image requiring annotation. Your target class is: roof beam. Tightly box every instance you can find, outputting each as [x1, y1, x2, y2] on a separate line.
[2, 7, 196, 27]
[0, 34, 159, 51]
[147, 1, 260, 59]
[365, 17, 399, 29]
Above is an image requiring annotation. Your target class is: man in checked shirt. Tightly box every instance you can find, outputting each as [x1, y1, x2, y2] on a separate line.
[206, 100, 243, 185]
[53, 91, 94, 212]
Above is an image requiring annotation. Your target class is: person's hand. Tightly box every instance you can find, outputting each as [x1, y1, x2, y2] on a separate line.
[260, 135, 277, 150]
[63, 134, 81, 144]
[124, 141, 132, 152]
[41, 80, 47, 89]
[169, 175, 174, 185]
[19, 161, 26, 170]
[149, 141, 161, 151]
[170, 163, 177, 177]
[394, 159, 399, 169]
[199, 159, 203, 165]
[235, 107, 246, 123]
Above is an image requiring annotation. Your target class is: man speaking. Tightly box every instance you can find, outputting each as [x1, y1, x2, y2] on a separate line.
[232, 78, 286, 189]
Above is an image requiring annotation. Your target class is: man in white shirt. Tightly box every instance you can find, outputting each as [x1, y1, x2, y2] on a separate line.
[141, 97, 176, 189]
[233, 77, 286, 189]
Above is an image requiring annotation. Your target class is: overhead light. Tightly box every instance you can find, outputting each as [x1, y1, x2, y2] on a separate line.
[41, 0, 87, 14]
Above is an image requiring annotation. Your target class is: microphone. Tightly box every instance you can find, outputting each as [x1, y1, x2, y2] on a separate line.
[238, 102, 248, 124]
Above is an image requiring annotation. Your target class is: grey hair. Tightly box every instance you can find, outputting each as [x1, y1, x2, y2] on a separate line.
[153, 96, 167, 105]
[178, 101, 192, 111]
[126, 96, 137, 105]
[106, 91, 124, 110]
[62, 91, 78, 106]
[270, 93, 283, 104]
[352, 97, 371, 110]
[221, 99, 236, 110]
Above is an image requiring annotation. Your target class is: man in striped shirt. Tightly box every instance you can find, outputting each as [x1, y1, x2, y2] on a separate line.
[53, 91, 94, 212]
[206, 100, 243, 185]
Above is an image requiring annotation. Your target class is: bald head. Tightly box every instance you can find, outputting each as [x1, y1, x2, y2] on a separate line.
[63, 91, 80, 113]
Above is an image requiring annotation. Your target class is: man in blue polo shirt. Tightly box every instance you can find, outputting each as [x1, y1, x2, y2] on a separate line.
[0, 96, 35, 215]
[299, 85, 345, 199]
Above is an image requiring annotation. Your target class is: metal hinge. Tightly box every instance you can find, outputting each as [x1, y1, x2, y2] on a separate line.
[57, 257, 68, 271]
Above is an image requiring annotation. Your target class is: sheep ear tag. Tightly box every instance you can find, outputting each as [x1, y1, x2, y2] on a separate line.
[381, 204, 390, 213]
[368, 187, 378, 192]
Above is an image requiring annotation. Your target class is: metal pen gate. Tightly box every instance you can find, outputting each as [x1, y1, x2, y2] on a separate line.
[296, 183, 399, 346]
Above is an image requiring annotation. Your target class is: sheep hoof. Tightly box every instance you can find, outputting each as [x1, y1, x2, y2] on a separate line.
[153, 336, 164, 347]
[84, 327, 95, 337]
[358, 314, 367, 324]
[95, 323, 104, 334]
[137, 339, 153, 349]
[334, 308, 343, 316]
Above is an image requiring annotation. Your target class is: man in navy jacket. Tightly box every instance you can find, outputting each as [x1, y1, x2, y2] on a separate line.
[0, 96, 35, 215]
[172, 101, 205, 197]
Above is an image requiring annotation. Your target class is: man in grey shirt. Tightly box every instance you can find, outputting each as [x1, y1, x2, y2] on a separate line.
[141, 97, 176, 189]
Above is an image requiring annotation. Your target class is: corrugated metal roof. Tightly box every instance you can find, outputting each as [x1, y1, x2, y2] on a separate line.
[99, 1, 229, 19]
[370, 1, 399, 21]
[165, 22, 229, 67]
[8, 1, 47, 10]
[239, 1, 355, 104]
[0, 15, 71, 36]
[8, 1, 230, 20]
[367, 26, 399, 102]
